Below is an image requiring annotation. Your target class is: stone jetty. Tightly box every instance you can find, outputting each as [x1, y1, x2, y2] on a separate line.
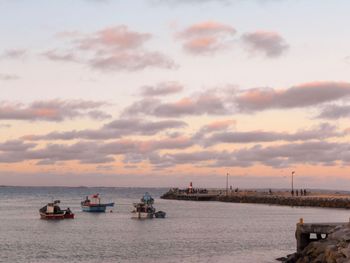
[161, 188, 350, 209]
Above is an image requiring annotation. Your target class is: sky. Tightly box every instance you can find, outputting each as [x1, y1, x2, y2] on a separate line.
[1, 0, 350, 189]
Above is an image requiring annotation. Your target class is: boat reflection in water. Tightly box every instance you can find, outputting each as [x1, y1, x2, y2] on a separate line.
[39, 200, 74, 220]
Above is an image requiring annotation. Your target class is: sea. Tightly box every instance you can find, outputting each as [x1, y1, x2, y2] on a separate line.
[0, 186, 349, 263]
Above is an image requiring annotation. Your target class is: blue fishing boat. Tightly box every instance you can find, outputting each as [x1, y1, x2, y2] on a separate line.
[81, 194, 114, 212]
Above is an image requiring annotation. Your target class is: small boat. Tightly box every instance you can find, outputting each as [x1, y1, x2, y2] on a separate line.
[39, 200, 74, 220]
[154, 211, 166, 218]
[81, 193, 114, 212]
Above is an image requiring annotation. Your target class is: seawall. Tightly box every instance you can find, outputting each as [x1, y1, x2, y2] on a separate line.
[161, 189, 350, 209]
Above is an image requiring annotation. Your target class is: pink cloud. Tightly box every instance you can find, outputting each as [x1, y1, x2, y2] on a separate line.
[177, 21, 236, 54]
[205, 120, 236, 131]
[77, 26, 151, 51]
[179, 21, 236, 38]
[47, 26, 176, 71]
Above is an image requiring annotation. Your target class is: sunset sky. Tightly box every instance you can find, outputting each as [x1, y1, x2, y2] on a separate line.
[1, 0, 350, 188]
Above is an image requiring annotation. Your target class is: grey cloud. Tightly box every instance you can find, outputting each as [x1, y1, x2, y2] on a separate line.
[42, 49, 78, 62]
[317, 105, 350, 119]
[1, 49, 27, 59]
[0, 99, 109, 122]
[90, 51, 175, 71]
[0, 73, 20, 81]
[140, 82, 183, 97]
[202, 123, 341, 146]
[25, 119, 187, 141]
[124, 90, 229, 117]
[242, 31, 288, 57]
[236, 82, 350, 112]
[0, 136, 193, 165]
[148, 141, 349, 169]
[124, 82, 350, 118]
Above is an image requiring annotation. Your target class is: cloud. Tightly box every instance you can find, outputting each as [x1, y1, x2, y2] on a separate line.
[0, 73, 19, 81]
[177, 21, 236, 54]
[1, 49, 27, 59]
[42, 49, 78, 62]
[236, 81, 350, 112]
[0, 99, 110, 122]
[0, 124, 11, 128]
[317, 105, 350, 119]
[124, 82, 350, 118]
[150, 0, 229, 5]
[0, 140, 36, 152]
[24, 118, 187, 140]
[140, 81, 183, 97]
[77, 26, 151, 51]
[0, 136, 193, 165]
[89, 50, 175, 71]
[193, 119, 236, 140]
[242, 31, 289, 57]
[201, 123, 342, 146]
[47, 26, 176, 71]
[148, 140, 350, 169]
[124, 89, 230, 117]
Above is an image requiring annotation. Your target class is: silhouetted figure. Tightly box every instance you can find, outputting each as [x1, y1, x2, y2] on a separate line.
[269, 189, 272, 195]
[296, 190, 299, 196]
[304, 189, 307, 196]
[300, 189, 303, 196]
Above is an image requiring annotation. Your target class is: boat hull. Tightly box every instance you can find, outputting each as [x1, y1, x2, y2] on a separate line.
[82, 205, 108, 212]
[40, 212, 65, 220]
[131, 212, 154, 219]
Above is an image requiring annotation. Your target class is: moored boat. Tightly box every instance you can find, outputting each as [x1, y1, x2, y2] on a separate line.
[81, 193, 114, 212]
[154, 211, 166, 218]
[39, 200, 74, 220]
[132, 192, 165, 219]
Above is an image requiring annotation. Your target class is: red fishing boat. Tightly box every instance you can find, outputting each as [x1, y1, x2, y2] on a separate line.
[39, 200, 74, 220]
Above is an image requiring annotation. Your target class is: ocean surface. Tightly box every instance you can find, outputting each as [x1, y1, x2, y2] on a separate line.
[1, 186, 349, 263]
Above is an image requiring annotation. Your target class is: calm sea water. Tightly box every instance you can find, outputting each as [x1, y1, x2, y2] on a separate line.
[0, 187, 349, 263]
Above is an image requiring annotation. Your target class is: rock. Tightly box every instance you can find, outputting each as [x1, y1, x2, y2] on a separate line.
[285, 225, 350, 263]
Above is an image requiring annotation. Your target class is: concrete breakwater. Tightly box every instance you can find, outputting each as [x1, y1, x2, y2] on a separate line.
[161, 189, 350, 209]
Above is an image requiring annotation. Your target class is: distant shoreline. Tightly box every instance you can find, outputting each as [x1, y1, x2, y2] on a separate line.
[161, 189, 350, 209]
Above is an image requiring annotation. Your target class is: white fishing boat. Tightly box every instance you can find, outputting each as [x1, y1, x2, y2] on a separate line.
[132, 192, 155, 219]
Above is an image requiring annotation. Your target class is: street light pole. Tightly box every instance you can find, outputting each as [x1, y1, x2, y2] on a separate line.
[226, 172, 229, 196]
[292, 171, 295, 196]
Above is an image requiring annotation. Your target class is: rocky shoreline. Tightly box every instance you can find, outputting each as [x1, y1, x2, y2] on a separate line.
[280, 224, 350, 263]
[161, 189, 350, 209]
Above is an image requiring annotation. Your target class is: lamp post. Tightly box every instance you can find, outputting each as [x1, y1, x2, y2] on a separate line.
[291, 171, 295, 196]
[226, 172, 229, 196]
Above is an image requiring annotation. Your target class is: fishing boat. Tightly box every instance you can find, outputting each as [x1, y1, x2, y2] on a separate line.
[81, 193, 114, 212]
[132, 192, 166, 219]
[39, 200, 74, 220]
